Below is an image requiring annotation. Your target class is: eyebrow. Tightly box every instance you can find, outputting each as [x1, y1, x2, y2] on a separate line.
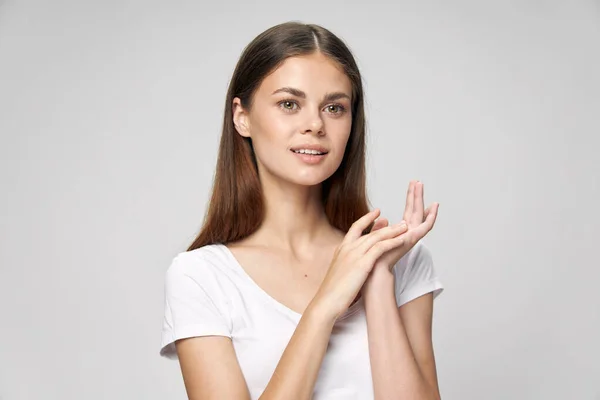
[271, 87, 351, 102]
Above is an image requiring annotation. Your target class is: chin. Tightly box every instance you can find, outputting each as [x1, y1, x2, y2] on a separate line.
[292, 178, 326, 187]
[259, 160, 338, 187]
[289, 170, 335, 187]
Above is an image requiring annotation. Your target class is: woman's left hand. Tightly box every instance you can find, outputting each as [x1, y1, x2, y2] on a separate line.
[365, 181, 439, 281]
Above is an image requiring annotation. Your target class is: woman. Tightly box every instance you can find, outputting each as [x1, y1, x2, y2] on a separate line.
[160, 21, 444, 400]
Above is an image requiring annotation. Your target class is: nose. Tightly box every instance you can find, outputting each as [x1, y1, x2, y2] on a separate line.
[302, 111, 325, 136]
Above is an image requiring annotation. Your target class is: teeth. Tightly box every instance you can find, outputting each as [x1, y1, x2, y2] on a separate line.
[294, 149, 324, 155]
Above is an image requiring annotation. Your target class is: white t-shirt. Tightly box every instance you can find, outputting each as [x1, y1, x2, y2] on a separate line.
[160, 240, 444, 399]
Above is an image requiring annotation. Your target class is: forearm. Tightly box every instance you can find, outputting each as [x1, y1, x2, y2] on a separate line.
[259, 302, 336, 400]
[364, 272, 436, 400]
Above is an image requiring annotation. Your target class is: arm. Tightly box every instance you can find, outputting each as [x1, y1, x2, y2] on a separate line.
[176, 336, 251, 400]
[258, 302, 336, 399]
[363, 268, 441, 400]
[176, 300, 337, 400]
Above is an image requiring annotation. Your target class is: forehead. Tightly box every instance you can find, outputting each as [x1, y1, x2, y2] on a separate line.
[258, 52, 352, 96]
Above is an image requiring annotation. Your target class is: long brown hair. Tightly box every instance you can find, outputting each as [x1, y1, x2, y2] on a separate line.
[187, 21, 372, 252]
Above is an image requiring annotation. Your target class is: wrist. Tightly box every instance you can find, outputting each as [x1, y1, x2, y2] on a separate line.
[363, 267, 394, 296]
[370, 262, 395, 283]
[305, 295, 341, 327]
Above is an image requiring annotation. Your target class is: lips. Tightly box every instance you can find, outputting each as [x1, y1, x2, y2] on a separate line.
[289, 144, 329, 154]
[291, 150, 328, 165]
[290, 149, 327, 155]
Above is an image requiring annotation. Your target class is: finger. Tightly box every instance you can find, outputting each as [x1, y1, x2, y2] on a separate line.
[411, 202, 439, 240]
[357, 221, 408, 252]
[424, 205, 432, 219]
[343, 208, 381, 244]
[371, 218, 389, 232]
[414, 181, 424, 223]
[404, 181, 415, 221]
[365, 234, 407, 266]
[423, 203, 438, 233]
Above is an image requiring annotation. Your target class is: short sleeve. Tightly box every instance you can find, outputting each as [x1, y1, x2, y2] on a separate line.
[159, 253, 233, 360]
[393, 240, 444, 307]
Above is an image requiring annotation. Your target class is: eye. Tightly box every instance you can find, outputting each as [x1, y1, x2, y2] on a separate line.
[325, 104, 347, 115]
[278, 100, 299, 112]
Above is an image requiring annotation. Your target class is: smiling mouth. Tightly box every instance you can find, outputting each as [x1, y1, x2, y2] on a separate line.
[290, 149, 328, 155]
[290, 149, 328, 164]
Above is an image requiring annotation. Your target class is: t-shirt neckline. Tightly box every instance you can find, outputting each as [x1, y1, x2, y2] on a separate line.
[217, 243, 363, 323]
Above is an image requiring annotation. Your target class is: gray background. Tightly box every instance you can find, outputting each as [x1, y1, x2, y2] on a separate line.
[1, 0, 598, 399]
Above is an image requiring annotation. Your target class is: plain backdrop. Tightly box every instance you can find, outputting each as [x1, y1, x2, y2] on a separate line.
[1, 0, 599, 399]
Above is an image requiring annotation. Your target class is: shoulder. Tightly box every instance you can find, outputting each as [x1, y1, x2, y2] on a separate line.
[164, 243, 238, 292]
[160, 245, 237, 359]
[162, 243, 239, 317]
[167, 243, 232, 276]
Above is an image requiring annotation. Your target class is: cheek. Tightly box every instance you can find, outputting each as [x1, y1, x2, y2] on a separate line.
[253, 111, 295, 141]
[249, 115, 293, 160]
[326, 118, 352, 144]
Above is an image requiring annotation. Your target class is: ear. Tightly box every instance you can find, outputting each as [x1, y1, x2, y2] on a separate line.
[232, 97, 251, 138]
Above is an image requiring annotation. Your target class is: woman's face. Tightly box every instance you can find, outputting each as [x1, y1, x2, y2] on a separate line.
[233, 52, 353, 187]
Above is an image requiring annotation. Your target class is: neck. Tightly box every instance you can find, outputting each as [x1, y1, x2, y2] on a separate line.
[250, 176, 335, 255]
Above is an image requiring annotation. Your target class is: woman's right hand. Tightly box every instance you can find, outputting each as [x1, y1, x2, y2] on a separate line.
[312, 208, 408, 321]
